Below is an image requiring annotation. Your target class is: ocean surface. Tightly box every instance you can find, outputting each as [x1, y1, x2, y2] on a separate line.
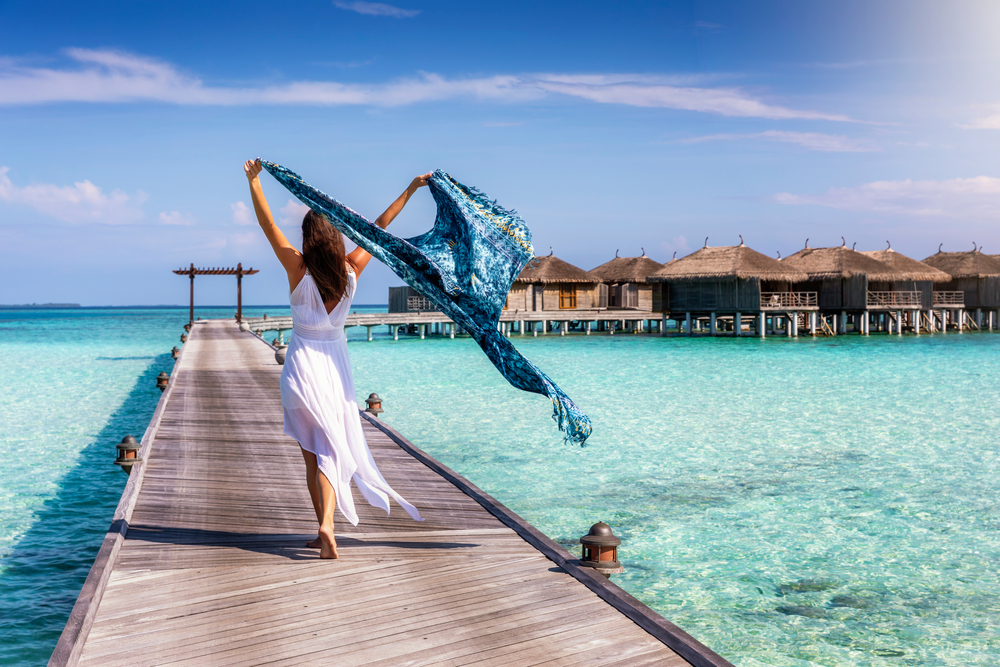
[1, 307, 998, 667]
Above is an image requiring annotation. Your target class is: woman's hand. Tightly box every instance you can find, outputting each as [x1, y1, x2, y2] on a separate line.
[244, 158, 263, 183]
[410, 172, 433, 190]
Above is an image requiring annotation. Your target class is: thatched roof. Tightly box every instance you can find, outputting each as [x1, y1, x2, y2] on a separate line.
[589, 251, 664, 283]
[921, 249, 1000, 279]
[859, 248, 952, 283]
[516, 253, 598, 284]
[780, 246, 902, 281]
[647, 244, 808, 283]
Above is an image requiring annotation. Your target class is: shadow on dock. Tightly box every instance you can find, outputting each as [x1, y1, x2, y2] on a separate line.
[0, 356, 173, 666]
[123, 525, 480, 561]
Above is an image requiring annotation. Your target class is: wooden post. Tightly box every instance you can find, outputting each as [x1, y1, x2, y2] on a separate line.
[419, 324, 425, 340]
[809, 312, 816, 335]
[661, 314, 668, 336]
[710, 312, 717, 335]
[685, 312, 692, 336]
[366, 325, 373, 341]
[394, 325, 399, 341]
[188, 262, 195, 325]
[896, 311, 902, 336]
[758, 312, 765, 337]
[734, 312, 742, 337]
[560, 321, 566, 336]
[236, 262, 243, 322]
[957, 309, 964, 333]
[586, 321, 591, 335]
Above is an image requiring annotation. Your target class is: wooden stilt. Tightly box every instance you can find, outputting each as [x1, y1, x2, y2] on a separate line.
[735, 312, 742, 337]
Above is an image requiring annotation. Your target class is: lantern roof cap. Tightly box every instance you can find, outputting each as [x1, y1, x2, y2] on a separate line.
[580, 521, 621, 546]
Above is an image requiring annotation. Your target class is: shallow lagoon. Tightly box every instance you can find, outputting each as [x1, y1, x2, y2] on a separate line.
[2, 309, 998, 666]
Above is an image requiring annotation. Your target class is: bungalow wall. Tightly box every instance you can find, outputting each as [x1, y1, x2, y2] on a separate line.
[541, 284, 596, 310]
[935, 277, 1000, 309]
[389, 286, 439, 313]
[604, 283, 654, 311]
[507, 282, 596, 311]
[505, 283, 529, 311]
[799, 276, 867, 310]
[652, 284, 664, 312]
[665, 278, 762, 312]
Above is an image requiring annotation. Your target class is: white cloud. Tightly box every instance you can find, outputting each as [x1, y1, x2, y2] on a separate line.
[774, 176, 1000, 218]
[279, 198, 310, 227]
[962, 113, 1000, 129]
[678, 130, 879, 152]
[230, 231, 258, 246]
[231, 201, 254, 225]
[0, 49, 861, 121]
[660, 236, 691, 259]
[333, 1, 419, 18]
[0, 165, 146, 224]
[159, 210, 196, 226]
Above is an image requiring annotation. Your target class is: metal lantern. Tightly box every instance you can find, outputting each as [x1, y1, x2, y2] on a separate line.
[114, 434, 141, 474]
[156, 372, 169, 392]
[180, 333, 187, 343]
[183, 322, 192, 332]
[171, 346, 180, 359]
[364, 393, 384, 418]
[579, 522, 625, 578]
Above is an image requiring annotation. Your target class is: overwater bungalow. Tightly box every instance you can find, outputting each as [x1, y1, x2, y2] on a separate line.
[859, 245, 952, 332]
[780, 242, 910, 334]
[648, 240, 811, 336]
[921, 246, 1000, 329]
[507, 250, 599, 312]
[588, 250, 664, 311]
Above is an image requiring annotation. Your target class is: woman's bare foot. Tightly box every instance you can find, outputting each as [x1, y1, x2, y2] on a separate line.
[318, 525, 339, 559]
[306, 536, 321, 549]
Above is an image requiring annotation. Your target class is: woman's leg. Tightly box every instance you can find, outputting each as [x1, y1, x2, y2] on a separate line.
[299, 446, 323, 548]
[316, 470, 339, 559]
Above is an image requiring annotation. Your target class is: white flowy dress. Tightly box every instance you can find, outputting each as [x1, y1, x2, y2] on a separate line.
[280, 269, 422, 526]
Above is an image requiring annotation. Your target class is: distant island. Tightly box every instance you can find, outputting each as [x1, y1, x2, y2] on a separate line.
[0, 303, 82, 309]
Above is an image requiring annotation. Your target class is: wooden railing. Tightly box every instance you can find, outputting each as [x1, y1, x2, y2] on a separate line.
[933, 291, 964, 307]
[760, 292, 818, 309]
[867, 291, 921, 308]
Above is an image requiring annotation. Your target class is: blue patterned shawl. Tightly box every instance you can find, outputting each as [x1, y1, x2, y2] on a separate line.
[261, 161, 592, 445]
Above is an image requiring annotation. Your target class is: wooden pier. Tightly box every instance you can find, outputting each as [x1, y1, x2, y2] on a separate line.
[51, 319, 731, 667]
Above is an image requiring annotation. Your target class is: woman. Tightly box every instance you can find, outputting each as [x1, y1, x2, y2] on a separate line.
[245, 158, 427, 559]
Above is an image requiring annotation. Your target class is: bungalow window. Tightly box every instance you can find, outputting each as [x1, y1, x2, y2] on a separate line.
[559, 284, 577, 309]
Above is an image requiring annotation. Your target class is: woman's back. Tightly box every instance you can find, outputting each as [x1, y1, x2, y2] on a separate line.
[289, 271, 355, 340]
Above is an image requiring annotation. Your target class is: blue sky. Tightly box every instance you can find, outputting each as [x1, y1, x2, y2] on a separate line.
[2, 0, 999, 306]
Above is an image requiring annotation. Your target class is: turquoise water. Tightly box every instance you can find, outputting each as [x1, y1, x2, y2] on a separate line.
[2, 310, 998, 666]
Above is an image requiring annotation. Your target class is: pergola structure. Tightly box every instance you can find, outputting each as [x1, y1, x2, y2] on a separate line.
[173, 263, 259, 324]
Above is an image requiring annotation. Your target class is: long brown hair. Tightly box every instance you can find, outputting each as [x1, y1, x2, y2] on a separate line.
[301, 209, 349, 303]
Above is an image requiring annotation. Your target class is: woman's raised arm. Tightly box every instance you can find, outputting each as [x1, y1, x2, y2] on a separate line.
[347, 172, 433, 278]
[245, 159, 304, 291]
